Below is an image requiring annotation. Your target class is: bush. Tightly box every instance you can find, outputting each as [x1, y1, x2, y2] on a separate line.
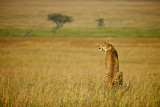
[95, 18, 105, 28]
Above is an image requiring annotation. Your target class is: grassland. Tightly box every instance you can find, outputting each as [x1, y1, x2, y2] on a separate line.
[0, 37, 160, 106]
[0, 0, 160, 37]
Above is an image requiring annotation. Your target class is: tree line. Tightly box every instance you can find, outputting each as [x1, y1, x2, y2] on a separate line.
[48, 13, 105, 34]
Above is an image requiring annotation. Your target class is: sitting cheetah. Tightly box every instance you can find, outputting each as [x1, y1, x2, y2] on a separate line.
[99, 42, 123, 86]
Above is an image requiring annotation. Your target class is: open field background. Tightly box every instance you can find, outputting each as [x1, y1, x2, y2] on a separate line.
[0, 37, 160, 106]
[0, 0, 160, 37]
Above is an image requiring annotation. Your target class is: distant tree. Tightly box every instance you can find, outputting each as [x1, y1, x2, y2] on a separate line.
[95, 18, 105, 28]
[48, 13, 73, 33]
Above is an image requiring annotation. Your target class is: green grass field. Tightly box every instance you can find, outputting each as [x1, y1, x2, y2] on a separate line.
[0, 37, 160, 106]
[0, 27, 159, 37]
[0, 0, 160, 37]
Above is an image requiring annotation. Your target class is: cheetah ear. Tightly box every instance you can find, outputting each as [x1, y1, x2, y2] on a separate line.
[108, 43, 113, 50]
[109, 43, 113, 47]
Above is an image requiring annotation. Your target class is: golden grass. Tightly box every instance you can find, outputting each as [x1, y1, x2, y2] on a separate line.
[0, 0, 160, 29]
[0, 37, 160, 106]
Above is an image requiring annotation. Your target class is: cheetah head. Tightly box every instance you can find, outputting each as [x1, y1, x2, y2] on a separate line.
[99, 42, 113, 52]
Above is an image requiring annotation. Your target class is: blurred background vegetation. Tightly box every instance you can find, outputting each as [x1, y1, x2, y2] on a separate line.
[0, 0, 160, 37]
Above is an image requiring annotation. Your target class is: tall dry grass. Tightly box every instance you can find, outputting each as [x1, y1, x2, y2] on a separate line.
[0, 37, 160, 106]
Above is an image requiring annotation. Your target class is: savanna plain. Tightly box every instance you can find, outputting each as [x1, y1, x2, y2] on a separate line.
[0, 0, 160, 106]
[0, 37, 160, 106]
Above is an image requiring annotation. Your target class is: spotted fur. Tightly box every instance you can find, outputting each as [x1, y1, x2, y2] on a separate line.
[99, 42, 123, 86]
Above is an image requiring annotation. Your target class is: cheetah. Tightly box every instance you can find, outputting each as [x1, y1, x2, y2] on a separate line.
[99, 42, 123, 86]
